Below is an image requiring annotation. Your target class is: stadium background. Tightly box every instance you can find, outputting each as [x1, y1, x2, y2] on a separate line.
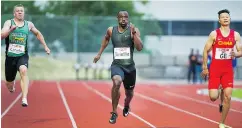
[1, 1, 242, 81]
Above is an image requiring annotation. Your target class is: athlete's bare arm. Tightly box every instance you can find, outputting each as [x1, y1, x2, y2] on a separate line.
[28, 21, 48, 48]
[234, 31, 242, 57]
[132, 28, 143, 51]
[97, 27, 112, 56]
[202, 31, 216, 70]
[1, 20, 15, 40]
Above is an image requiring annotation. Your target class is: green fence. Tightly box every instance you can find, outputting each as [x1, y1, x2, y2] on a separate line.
[1, 14, 162, 54]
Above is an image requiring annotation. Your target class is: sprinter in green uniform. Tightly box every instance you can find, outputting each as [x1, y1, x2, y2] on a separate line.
[93, 10, 143, 124]
[1, 4, 50, 107]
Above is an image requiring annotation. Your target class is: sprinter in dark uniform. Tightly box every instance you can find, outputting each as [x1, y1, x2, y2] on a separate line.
[93, 10, 143, 124]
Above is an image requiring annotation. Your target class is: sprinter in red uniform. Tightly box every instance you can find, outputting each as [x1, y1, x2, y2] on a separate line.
[201, 9, 242, 128]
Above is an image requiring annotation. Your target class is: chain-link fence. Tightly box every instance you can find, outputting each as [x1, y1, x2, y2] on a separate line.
[1, 14, 242, 80]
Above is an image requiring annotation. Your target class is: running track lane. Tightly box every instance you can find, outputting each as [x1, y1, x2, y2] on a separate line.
[156, 84, 242, 111]
[136, 84, 242, 128]
[1, 81, 72, 128]
[86, 81, 221, 128]
[59, 81, 152, 128]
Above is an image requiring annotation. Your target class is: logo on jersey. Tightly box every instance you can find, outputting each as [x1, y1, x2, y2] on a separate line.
[10, 33, 27, 44]
[218, 41, 233, 46]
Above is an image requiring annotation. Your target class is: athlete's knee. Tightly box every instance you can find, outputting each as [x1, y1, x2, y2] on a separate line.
[19, 65, 28, 76]
[125, 89, 134, 97]
[223, 88, 232, 104]
[209, 89, 219, 102]
[6, 80, 15, 86]
[112, 75, 122, 86]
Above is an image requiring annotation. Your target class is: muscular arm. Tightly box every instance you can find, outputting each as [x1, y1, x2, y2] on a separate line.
[28, 21, 48, 48]
[202, 31, 216, 70]
[133, 28, 143, 51]
[1, 20, 11, 40]
[235, 32, 242, 57]
[97, 27, 112, 56]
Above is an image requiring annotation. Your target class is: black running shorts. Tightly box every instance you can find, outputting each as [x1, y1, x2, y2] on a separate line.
[111, 65, 136, 90]
[5, 54, 29, 82]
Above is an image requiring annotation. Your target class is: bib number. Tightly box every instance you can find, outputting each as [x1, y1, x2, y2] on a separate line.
[8, 44, 25, 54]
[215, 48, 232, 60]
[114, 47, 130, 59]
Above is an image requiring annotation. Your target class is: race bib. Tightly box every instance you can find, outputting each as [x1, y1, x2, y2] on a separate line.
[8, 44, 25, 54]
[215, 48, 232, 60]
[114, 47, 130, 59]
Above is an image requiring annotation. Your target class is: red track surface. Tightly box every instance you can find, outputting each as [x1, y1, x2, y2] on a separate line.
[1, 80, 242, 128]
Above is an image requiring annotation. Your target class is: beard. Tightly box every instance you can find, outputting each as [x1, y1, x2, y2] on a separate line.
[119, 23, 127, 29]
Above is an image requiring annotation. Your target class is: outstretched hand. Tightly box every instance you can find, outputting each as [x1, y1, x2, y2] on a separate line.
[44, 46, 51, 55]
[201, 69, 209, 80]
[93, 54, 101, 63]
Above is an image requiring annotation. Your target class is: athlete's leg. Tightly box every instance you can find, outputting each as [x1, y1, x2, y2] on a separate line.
[219, 86, 224, 113]
[5, 57, 17, 92]
[208, 70, 221, 101]
[17, 54, 29, 107]
[109, 65, 124, 124]
[219, 70, 234, 127]
[123, 69, 136, 117]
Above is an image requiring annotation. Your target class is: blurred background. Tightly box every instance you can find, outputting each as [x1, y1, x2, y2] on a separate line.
[1, 0, 242, 83]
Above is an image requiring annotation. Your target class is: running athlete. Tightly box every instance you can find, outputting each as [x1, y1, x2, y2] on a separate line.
[201, 9, 242, 128]
[93, 10, 143, 124]
[1, 4, 50, 107]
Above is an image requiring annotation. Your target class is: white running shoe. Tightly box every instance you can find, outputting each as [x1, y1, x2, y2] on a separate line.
[22, 98, 28, 107]
[219, 123, 225, 128]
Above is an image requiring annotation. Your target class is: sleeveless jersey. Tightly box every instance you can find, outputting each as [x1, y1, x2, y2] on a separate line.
[111, 26, 135, 66]
[210, 29, 235, 69]
[5, 19, 29, 57]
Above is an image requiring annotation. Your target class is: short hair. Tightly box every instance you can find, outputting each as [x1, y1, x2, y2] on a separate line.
[117, 10, 128, 16]
[218, 9, 230, 18]
[13, 4, 24, 13]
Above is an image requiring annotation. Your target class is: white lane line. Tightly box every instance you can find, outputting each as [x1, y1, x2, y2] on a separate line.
[135, 92, 232, 128]
[82, 82, 156, 128]
[165, 91, 242, 114]
[57, 81, 78, 128]
[1, 81, 34, 118]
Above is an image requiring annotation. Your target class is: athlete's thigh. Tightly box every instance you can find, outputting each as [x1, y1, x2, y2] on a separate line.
[17, 54, 29, 71]
[5, 57, 18, 82]
[123, 69, 136, 90]
[221, 70, 234, 89]
[111, 65, 125, 81]
[208, 69, 221, 90]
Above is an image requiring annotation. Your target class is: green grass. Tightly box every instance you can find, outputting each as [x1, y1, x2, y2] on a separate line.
[232, 89, 242, 99]
[1, 55, 110, 80]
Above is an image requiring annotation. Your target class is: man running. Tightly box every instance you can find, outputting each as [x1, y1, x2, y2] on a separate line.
[1, 4, 50, 107]
[201, 9, 241, 128]
[93, 10, 143, 124]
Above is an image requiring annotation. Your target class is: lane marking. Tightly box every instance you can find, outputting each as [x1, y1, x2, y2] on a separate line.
[1, 81, 34, 118]
[165, 91, 242, 114]
[82, 82, 156, 128]
[57, 81, 78, 128]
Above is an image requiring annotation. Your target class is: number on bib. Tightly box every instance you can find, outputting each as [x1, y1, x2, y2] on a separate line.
[215, 48, 232, 60]
[8, 44, 25, 54]
[114, 47, 130, 59]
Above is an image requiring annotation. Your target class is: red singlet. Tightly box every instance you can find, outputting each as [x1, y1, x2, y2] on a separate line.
[208, 28, 235, 89]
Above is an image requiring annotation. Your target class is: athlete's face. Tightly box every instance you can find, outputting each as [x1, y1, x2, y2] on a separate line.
[117, 11, 129, 28]
[219, 13, 230, 26]
[14, 7, 25, 20]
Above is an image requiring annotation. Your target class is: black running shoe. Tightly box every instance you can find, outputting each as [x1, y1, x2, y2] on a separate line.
[219, 104, 223, 113]
[109, 112, 118, 124]
[123, 106, 130, 117]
